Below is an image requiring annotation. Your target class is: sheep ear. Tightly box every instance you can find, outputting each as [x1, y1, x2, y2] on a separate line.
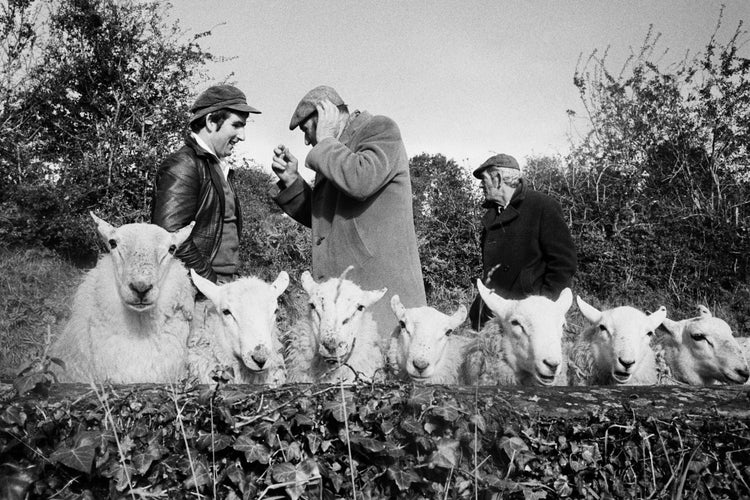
[363, 287, 388, 308]
[171, 221, 195, 248]
[648, 306, 668, 331]
[661, 317, 683, 339]
[190, 269, 222, 306]
[271, 271, 290, 297]
[390, 295, 407, 322]
[449, 304, 468, 328]
[91, 211, 117, 243]
[556, 288, 573, 314]
[477, 279, 509, 316]
[300, 271, 316, 295]
[576, 295, 602, 324]
[696, 305, 712, 318]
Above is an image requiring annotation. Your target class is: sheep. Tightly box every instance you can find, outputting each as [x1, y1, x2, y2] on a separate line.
[387, 295, 477, 384]
[657, 305, 749, 385]
[50, 213, 195, 383]
[568, 296, 667, 385]
[465, 280, 573, 386]
[187, 270, 290, 386]
[284, 266, 387, 384]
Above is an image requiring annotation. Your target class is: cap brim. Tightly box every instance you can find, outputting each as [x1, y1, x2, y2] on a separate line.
[473, 166, 490, 179]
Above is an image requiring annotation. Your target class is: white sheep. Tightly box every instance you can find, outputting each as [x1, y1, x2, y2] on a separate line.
[658, 305, 749, 385]
[187, 269, 290, 386]
[50, 213, 195, 383]
[466, 280, 573, 386]
[284, 266, 387, 384]
[387, 295, 476, 384]
[568, 296, 667, 385]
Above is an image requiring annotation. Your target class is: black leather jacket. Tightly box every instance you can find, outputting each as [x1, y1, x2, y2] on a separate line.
[151, 135, 242, 282]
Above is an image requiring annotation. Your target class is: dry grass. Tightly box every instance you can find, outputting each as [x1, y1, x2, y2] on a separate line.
[0, 246, 83, 378]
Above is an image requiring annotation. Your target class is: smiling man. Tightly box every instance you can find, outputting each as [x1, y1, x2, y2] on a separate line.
[152, 84, 260, 283]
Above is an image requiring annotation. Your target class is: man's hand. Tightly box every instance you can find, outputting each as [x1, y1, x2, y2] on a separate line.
[272, 144, 300, 187]
[315, 99, 340, 143]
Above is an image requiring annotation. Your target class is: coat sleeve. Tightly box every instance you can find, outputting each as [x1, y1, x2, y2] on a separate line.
[305, 116, 403, 201]
[539, 200, 577, 297]
[152, 154, 217, 282]
[273, 177, 312, 228]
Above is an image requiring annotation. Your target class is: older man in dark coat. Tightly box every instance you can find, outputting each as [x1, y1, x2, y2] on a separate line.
[271, 85, 427, 337]
[469, 153, 577, 329]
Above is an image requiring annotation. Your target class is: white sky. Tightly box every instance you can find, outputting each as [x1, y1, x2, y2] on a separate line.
[163, 1, 750, 176]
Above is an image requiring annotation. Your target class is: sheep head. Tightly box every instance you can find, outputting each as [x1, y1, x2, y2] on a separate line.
[661, 305, 749, 385]
[91, 212, 193, 312]
[390, 295, 467, 382]
[191, 269, 289, 373]
[301, 266, 387, 365]
[577, 295, 666, 384]
[477, 280, 572, 386]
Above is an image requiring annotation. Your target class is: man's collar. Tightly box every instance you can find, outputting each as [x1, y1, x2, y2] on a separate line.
[191, 132, 217, 158]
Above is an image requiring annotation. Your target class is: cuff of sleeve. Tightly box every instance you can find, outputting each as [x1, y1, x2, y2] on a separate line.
[275, 176, 306, 205]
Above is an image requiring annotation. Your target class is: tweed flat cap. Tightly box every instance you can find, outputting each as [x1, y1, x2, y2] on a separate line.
[189, 84, 260, 124]
[289, 85, 346, 130]
[472, 153, 520, 178]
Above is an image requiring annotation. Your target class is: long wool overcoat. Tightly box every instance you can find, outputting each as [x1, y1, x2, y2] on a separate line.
[469, 181, 577, 328]
[275, 110, 427, 336]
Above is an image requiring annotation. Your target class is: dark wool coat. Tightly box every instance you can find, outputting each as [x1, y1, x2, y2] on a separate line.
[152, 136, 242, 283]
[275, 110, 427, 336]
[469, 180, 577, 328]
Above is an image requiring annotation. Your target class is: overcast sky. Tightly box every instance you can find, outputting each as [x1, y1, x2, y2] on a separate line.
[163, 1, 749, 175]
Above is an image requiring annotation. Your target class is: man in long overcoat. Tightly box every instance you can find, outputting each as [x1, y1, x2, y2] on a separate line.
[469, 153, 577, 329]
[271, 85, 427, 336]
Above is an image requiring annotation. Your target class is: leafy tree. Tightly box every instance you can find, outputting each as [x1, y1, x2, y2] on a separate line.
[409, 153, 482, 306]
[0, 0, 214, 261]
[562, 13, 750, 323]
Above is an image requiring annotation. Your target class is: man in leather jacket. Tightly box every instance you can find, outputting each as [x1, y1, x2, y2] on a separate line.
[152, 85, 260, 283]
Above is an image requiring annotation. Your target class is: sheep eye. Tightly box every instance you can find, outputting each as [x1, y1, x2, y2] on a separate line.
[598, 325, 608, 333]
[222, 309, 232, 316]
[309, 303, 316, 310]
[399, 321, 406, 329]
[357, 304, 365, 312]
[168, 244, 177, 254]
[690, 333, 706, 342]
[445, 329, 453, 336]
[647, 330, 654, 337]
[510, 320, 521, 327]
[108, 239, 117, 249]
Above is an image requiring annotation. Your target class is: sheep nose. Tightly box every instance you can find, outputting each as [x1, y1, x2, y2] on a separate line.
[412, 359, 429, 373]
[736, 368, 749, 382]
[543, 359, 559, 373]
[618, 358, 635, 370]
[129, 281, 153, 299]
[251, 347, 268, 368]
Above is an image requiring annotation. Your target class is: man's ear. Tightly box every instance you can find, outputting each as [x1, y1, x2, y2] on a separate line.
[204, 112, 217, 132]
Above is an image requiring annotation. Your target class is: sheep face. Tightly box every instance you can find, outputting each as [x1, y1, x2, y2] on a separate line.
[301, 268, 387, 365]
[477, 280, 573, 385]
[92, 212, 193, 312]
[191, 270, 289, 373]
[577, 296, 666, 385]
[390, 295, 467, 381]
[662, 306, 749, 385]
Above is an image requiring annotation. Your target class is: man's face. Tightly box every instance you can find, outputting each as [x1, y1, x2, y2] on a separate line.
[300, 114, 318, 146]
[207, 111, 247, 158]
[481, 168, 515, 206]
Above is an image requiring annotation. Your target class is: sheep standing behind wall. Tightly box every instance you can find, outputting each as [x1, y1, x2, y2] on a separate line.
[465, 280, 573, 386]
[387, 295, 476, 384]
[188, 270, 289, 386]
[568, 296, 667, 385]
[50, 213, 195, 383]
[284, 267, 387, 384]
[658, 305, 749, 385]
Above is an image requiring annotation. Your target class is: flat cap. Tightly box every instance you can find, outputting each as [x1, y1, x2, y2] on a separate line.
[472, 153, 520, 178]
[189, 84, 260, 124]
[289, 85, 345, 130]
